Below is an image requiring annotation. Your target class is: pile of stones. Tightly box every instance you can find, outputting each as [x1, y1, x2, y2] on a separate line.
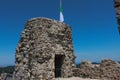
[73, 61, 100, 79]
[73, 59, 120, 80]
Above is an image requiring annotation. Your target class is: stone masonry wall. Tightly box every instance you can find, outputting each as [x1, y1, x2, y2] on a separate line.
[73, 59, 120, 80]
[0, 73, 12, 80]
[13, 18, 75, 80]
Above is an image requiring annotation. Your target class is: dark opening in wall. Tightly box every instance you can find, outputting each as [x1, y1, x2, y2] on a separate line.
[55, 55, 64, 77]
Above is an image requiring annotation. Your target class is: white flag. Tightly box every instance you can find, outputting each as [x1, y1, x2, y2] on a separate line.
[60, 0, 64, 22]
[60, 11, 64, 22]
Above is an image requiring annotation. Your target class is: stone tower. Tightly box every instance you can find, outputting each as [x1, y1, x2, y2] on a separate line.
[13, 18, 76, 80]
[114, 0, 120, 33]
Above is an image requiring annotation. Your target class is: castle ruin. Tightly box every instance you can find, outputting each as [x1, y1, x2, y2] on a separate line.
[12, 18, 76, 80]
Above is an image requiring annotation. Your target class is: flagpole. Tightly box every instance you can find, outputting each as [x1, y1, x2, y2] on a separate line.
[60, 0, 62, 7]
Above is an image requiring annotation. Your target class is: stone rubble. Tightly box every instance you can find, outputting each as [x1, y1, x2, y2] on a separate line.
[73, 59, 120, 80]
[0, 73, 12, 80]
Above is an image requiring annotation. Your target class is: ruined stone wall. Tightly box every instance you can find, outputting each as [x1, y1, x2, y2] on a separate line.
[73, 59, 120, 80]
[13, 18, 75, 80]
[114, 0, 120, 33]
[0, 73, 12, 80]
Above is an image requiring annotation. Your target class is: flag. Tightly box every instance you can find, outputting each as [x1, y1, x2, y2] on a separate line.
[60, 0, 64, 22]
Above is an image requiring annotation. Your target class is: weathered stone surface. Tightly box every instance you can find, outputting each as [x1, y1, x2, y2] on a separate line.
[0, 73, 7, 80]
[100, 59, 120, 80]
[0, 73, 12, 80]
[13, 18, 76, 80]
[73, 59, 120, 80]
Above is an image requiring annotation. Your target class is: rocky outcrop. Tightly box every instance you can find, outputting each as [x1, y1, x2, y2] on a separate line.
[73, 59, 120, 80]
[13, 18, 75, 80]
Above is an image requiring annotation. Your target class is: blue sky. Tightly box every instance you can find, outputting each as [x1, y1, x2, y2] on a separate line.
[0, 0, 120, 66]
